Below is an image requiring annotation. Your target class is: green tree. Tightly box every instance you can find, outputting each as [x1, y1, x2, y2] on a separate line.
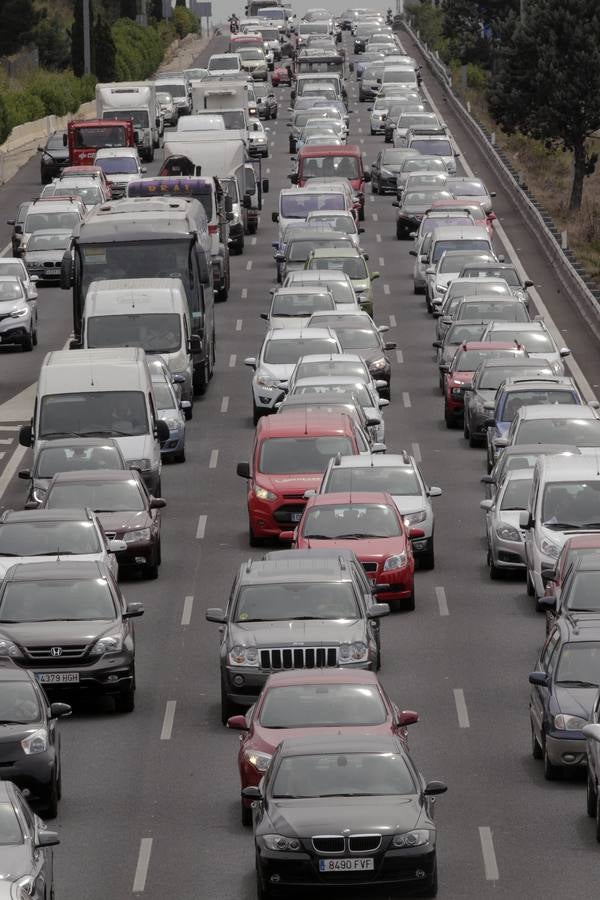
[0, 0, 39, 56]
[94, 16, 116, 81]
[120, 0, 138, 18]
[442, 0, 488, 64]
[71, 0, 85, 77]
[0, 91, 9, 143]
[489, 0, 600, 210]
[33, 14, 71, 71]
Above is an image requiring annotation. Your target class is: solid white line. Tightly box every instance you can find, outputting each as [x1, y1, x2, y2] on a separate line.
[453, 688, 470, 728]
[378, 256, 385, 267]
[376, 233, 382, 243]
[229, 354, 236, 367]
[220, 396, 229, 413]
[181, 595, 193, 626]
[479, 827, 500, 881]
[0, 243, 10, 258]
[435, 586, 449, 616]
[383, 284, 390, 296]
[396, 349, 403, 364]
[246, 260, 253, 270]
[196, 515, 207, 539]
[132, 838, 153, 893]
[402, 392, 411, 408]
[372, 212, 378, 222]
[209, 449, 219, 469]
[236, 319, 243, 331]
[0, 439, 12, 445]
[160, 700, 176, 740]
[0, 446, 26, 503]
[358, 126, 363, 133]
[0, 426, 18, 432]
[241, 288, 248, 299]
[266, 167, 271, 174]
[389, 314, 397, 327]
[251, 236, 257, 245]
[411, 442, 421, 462]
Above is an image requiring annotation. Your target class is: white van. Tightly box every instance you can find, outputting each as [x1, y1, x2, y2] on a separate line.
[81, 278, 194, 414]
[19, 347, 169, 496]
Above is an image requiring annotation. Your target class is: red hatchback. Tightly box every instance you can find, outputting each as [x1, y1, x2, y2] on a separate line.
[228, 669, 418, 825]
[443, 341, 525, 427]
[293, 145, 369, 219]
[430, 198, 495, 238]
[288, 491, 416, 608]
[237, 411, 366, 545]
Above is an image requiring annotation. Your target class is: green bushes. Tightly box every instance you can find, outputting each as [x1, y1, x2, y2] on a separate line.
[172, 6, 199, 38]
[113, 17, 166, 81]
[0, 93, 9, 143]
[2, 90, 45, 132]
[0, 69, 97, 136]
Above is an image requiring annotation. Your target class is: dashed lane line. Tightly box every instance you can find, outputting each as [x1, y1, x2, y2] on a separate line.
[209, 449, 219, 469]
[402, 392, 411, 408]
[383, 284, 390, 295]
[236, 319, 242, 331]
[160, 701, 176, 740]
[479, 827, 500, 881]
[453, 689, 470, 728]
[435, 586, 449, 616]
[196, 515, 207, 539]
[411, 442, 422, 462]
[132, 838, 153, 893]
[229, 354, 236, 367]
[181, 595, 194, 626]
[220, 396, 229, 413]
[396, 349, 403, 364]
[241, 288, 248, 299]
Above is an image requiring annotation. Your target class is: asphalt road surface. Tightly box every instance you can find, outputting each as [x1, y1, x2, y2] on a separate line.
[0, 27, 598, 900]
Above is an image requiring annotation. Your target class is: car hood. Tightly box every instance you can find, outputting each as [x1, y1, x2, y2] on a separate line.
[0, 300, 27, 316]
[349, 348, 387, 367]
[255, 362, 295, 381]
[97, 510, 151, 532]
[0, 619, 117, 646]
[554, 685, 597, 720]
[390, 496, 425, 516]
[254, 722, 392, 755]
[0, 553, 104, 579]
[267, 794, 422, 836]
[0, 844, 35, 880]
[256, 472, 322, 495]
[230, 619, 365, 646]
[448, 370, 474, 387]
[300, 536, 405, 560]
[24, 250, 63, 262]
[269, 317, 310, 330]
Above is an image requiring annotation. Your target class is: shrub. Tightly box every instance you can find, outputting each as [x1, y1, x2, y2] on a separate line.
[3, 90, 45, 131]
[0, 92, 9, 143]
[172, 6, 198, 38]
[466, 63, 487, 91]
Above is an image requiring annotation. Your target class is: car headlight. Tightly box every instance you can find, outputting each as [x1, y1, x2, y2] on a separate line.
[383, 553, 407, 570]
[13, 877, 35, 896]
[496, 523, 521, 542]
[369, 357, 387, 371]
[10, 307, 28, 318]
[554, 714, 588, 731]
[122, 527, 151, 543]
[255, 485, 277, 501]
[21, 728, 48, 755]
[404, 511, 426, 527]
[339, 641, 368, 662]
[229, 645, 259, 667]
[32, 487, 46, 503]
[256, 375, 281, 387]
[379, 167, 392, 176]
[163, 417, 180, 431]
[392, 829, 431, 848]
[90, 631, 124, 656]
[540, 537, 560, 559]
[128, 458, 151, 471]
[262, 834, 302, 852]
[0, 639, 22, 659]
[243, 749, 272, 772]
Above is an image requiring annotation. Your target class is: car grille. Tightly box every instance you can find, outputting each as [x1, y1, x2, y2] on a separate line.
[25, 644, 88, 663]
[312, 836, 345, 854]
[273, 503, 305, 524]
[349, 835, 381, 853]
[361, 562, 378, 574]
[259, 647, 338, 669]
[282, 492, 306, 500]
[43, 261, 58, 268]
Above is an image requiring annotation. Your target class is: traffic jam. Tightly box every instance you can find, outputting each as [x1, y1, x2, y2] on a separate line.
[0, 2, 599, 898]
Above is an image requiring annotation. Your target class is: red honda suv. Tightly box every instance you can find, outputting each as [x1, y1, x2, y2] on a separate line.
[237, 410, 367, 545]
[443, 340, 526, 427]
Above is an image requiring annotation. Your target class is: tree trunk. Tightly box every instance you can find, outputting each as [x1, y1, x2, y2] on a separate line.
[569, 138, 586, 211]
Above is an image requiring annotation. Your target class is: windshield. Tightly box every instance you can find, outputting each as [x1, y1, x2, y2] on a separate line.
[303, 503, 400, 538]
[404, 190, 452, 210]
[308, 256, 368, 279]
[208, 56, 239, 70]
[288, 239, 349, 262]
[260, 683, 387, 727]
[96, 157, 138, 174]
[454, 349, 520, 370]
[45, 478, 145, 512]
[326, 466, 420, 496]
[297, 361, 367, 381]
[463, 267, 521, 287]
[458, 301, 529, 322]
[281, 193, 345, 218]
[36, 444, 123, 478]
[25, 211, 78, 234]
[0, 579, 116, 623]
[542, 480, 600, 526]
[239, 48, 264, 60]
[0, 283, 24, 301]
[272, 751, 416, 798]
[259, 436, 354, 474]
[555, 643, 600, 686]
[0, 521, 101, 556]
[295, 382, 371, 407]
[79, 238, 192, 298]
[157, 82, 186, 97]
[152, 382, 177, 411]
[479, 366, 551, 390]
[0, 262, 25, 278]
[445, 323, 486, 344]
[235, 581, 358, 622]
[87, 313, 181, 355]
[501, 390, 576, 421]
[53, 185, 101, 205]
[500, 478, 532, 510]
[0, 683, 41, 725]
[40, 391, 148, 439]
[272, 293, 334, 316]
[307, 214, 354, 234]
[432, 240, 490, 264]
[448, 281, 506, 299]
[383, 69, 416, 83]
[564, 572, 600, 612]
[518, 418, 600, 447]
[264, 338, 338, 364]
[453, 181, 485, 196]
[411, 139, 452, 156]
[73, 124, 128, 148]
[102, 108, 149, 128]
[27, 232, 70, 252]
[47, 134, 66, 151]
[491, 331, 553, 353]
[337, 328, 380, 350]
[302, 156, 358, 180]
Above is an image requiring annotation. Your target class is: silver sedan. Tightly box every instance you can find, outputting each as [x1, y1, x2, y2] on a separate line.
[480, 468, 532, 578]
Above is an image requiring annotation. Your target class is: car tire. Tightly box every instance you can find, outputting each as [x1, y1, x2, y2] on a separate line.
[174, 448, 186, 463]
[184, 403, 193, 421]
[414, 281, 424, 295]
[525, 569, 534, 597]
[543, 739, 560, 780]
[249, 524, 264, 547]
[22, 327, 34, 352]
[468, 431, 480, 448]
[405, 587, 415, 611]
[115, 684, 135, 713]
[241, 799, 252, 827]
[531, 721, 543, 759]
[395, 225, 403, 240]
[358, 205, 365, 222]
[587, 769, 597, 816]
[420, 541, 435, 570]
[444, 409, 457, 429]
[488, 548, 502, 580]
[371, 180, 379, 195]
[221, 675, 237, 726]
[463, 416, 470, 439]
[145, 557, 159, 580]
[42, 772, 59, 819]
[33, 327, 38, 347]
[595, 792, 600, 842]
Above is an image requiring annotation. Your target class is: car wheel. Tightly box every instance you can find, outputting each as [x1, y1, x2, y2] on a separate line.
[414, 281, 424, 295]
[420, 541, 435, 570]
[371, 180, 379, 195]
[595, 791, 600, 842]
[405, 587, 415, 611]
[444, 409, 457, 429]
[543, 738, 560, 780]
[33, 327, 38, 347]
[488, 548, 502, 580]
[587, 768, 597, 816]
[526, 568, 534, 597]
[253, 404, 263, 426]
[241, 798, 253, 827]
[463, 415, 470, 439]
[468, 431, 480, 448]
[174, 448, 186, 463]
[22, 327, 34, 352]
[144, 546, 159, 580]
[184, 403, 193, 421]
[115, 684, 135, 713]
[42, 772, 59, 819]
[531, 721, 543, 759]
[249, 524, 264, 547]
[221, 675, 237, 726]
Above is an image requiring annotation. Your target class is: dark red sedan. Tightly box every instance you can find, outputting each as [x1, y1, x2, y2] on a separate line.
[443, 340, 525, 427]
[284, 491, 417, 608]
[228, 668, 418, 825]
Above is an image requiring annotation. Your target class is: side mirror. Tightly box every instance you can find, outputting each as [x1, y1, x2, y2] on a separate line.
[427, 486, 442, 498]
[524, 279, 534, 288]
[391, 201, 399, 208]
[69, 339, 82, 350]
[497, 254, 505, 263]
[123, 601, 145, 619]
[378, 399, 389, 408]
[62, 133, 68, 146]
[583, 724, 600, 743]
[279, 530, 295, 541]
[272, 211, 279, 223]
[397, 709, 419, 727]
[227, 715, 248, 730]
[140, 166, 147, 174]
[150, 497, 167, 510]
[485, 419, 496, 428]
[155, 420, 170, 443]
[432, 340, 441, 348]
[289, 173, 298, 184]
[480, 499, 493, 512]
[241, 786, 262, 800]
[244, 357, 257, 369]
[237, 461, 251, 479]
[439, 363, 449, 373]
[108, 539, 128, 552]
[370, 271, 380, 281]
[18, 469, 31, 480]
[262, 178, 269, 193]
[384, 340, 396, 350]
[205, 608, 227, 624]
[49, 702, 71, 719]
[519, 510, 531, 529]
[409, 249, 417, 257]
[36, 830, 60, 849]
[303, 489, 316, 499]
[371, 442, 386, 454]
[224, 195, 233, 214]
[367, 602, 390, 618]
[242, 193, 252, 209]
[559, 347, 571, 358]
[19, 423, 33, 448]
[538, 596, 556, 612]
[494, 437, 508, 449]
[363, 171, 371, 183]
[423, 781, 447, 797]
[481, 474, 495, 484]
[358, 227, 365, 233]
[528, 671, 549, 688]
[425, 267, 435, 275]
[260, 313, 268, 320]
[490, 191, 497, 198]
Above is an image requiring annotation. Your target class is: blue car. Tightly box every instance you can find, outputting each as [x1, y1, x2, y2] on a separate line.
[153, 378, 187, 463]
[485, 376, 582, 473]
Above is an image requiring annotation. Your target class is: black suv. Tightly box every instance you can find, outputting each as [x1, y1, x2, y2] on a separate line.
[206, 552, 390, 723]
[39, 131, 69, 184]
[529, 613, 600, 779]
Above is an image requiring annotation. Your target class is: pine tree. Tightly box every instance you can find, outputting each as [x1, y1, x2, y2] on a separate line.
[94, 16, 116, 81]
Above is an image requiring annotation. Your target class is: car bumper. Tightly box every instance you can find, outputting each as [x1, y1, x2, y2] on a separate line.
[445, 394, 465, 417]
[0, 748, 57, 800]
[0, 323, 31, 344]
[161, 430, 185, 457]
[25, 261, 61, 279]
[377, 176, 397, 193]
[16, 654, 135, 696]
[489, 536, 526, 569]
[248, 495, 306, 537]
[372, 567, 414, 602]
[225, 660, 373, 706]
[370, 119, 386, 133]
[545, 732, 587, 767]
[252, 382, 286, 412]
[113, 538, 157, 570]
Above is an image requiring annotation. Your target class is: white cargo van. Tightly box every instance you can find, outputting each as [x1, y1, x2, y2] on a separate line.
[95, 82, 160, 162]
[81, 278, 194, 416]
[19, 348, 169, 496]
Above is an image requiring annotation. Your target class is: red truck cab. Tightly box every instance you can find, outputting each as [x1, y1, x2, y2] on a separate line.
[65, 119, 136, 166]
[292, 145, 370, 220]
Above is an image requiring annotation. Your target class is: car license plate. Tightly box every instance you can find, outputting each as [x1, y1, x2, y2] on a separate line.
[291, 513, 302, 522]
[35, 673, 79, 684]
[319, 858, 374, 872]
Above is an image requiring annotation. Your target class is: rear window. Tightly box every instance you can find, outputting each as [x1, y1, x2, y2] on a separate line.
[457, 300, 529, 322]
[479, 365, 554, 390]
[519, 419, 600, 447]
[302, 156, 360, 180]
[411, 139, 452, 156]
[501, 390, 577, 421]
[433, 239, 491, 263]
[259, 436, 354, 473]
[264, 338, 339, 364]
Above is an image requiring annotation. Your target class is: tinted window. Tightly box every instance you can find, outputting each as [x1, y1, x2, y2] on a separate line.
[479, 366, 552, 390]
[259, 436, 354, 474]
[566, 572, 600, 612]
[0, 579, 116, 622]
[518, 419, 600, 447]
[46, 479, 145, 512]
[0, 804, 23, 844]
[303, 503, 401, 538]
[432, 240, 491, 263]
[326, 466, 420, 496]
[281, 193, 345, 217]
[542, 480, 600, 526]
[501, 390, 576, 421]
[264, 338, 338, 364]
[87, 313, 181, 354]
[0, 683, 41, 724]
[235, 582, 358, 621]
[337, 328, 381, 350]
[309, 256, 368, 279]
[555, 643, 600, 686]
[260, 683, 387, 727]
[272, 752, 416, 798]
[500, 478, 532, 510]
[96, 157, 138, 174]
[35, 444, 123, 478]
[0, 521, 101, 556]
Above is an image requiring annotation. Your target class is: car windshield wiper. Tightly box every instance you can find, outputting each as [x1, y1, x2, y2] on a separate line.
[543, 522, 585, 530]
[556, 679, 599, 687]
[305, 534, 334, 540]
[0, 553, 21, 557]
[33, 551, 75, 556]
[336, 533, 376, 539]
[40, 431, 81, 439]
[78, 429, 133, 437]
[0, 720, 28, 725]
[314, 792, 377, 798]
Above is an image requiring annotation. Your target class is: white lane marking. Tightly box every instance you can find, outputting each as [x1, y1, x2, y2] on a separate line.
[453, 688, 470, 728]
[358, 126, 363, 133]
[360, 138, 364, 144]
[411, 442, 421, 462]
[229, 354, 237, 367]
[0, 446, 26, 503]
[251, 236, 257, 245]
[396, 349, 404, 364]
[220, 396, 229, 413]
[209, 449, 219, 469]
[372, 213, 378, 222]
[0, 452, 5, 461]
[479, 827, 500, 881]
[0, 439, 12, 445]
[383, 284, 390, 295]
[196, 515, 207, 539]
[181, 595, 194, 626]
[160, 701, 176, 740]
[369, 196, 375, 203]
[246, 260, 253, 271]
[241, 288, 248, 299]
[236, 319, 243, 331]
[0, 426, 18, 431]
[378, 256, 385, 267]
[389, 314, 397, 327]
[376, 233, 382, 243]
[435, 586, 449, 616]
[0, 243, 10, 257]
[266, 167, 271, 174]
[132, 838, 153, 893]
[402, 392, 411, 408]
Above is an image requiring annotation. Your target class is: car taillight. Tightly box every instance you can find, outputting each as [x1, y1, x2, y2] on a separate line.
[208, 224, 218, 234]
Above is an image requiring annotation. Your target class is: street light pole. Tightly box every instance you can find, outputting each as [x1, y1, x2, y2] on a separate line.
[83, 0, 91, 74]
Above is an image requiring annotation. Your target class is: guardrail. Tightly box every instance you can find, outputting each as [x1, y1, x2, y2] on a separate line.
[401, 17, 600, 342]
